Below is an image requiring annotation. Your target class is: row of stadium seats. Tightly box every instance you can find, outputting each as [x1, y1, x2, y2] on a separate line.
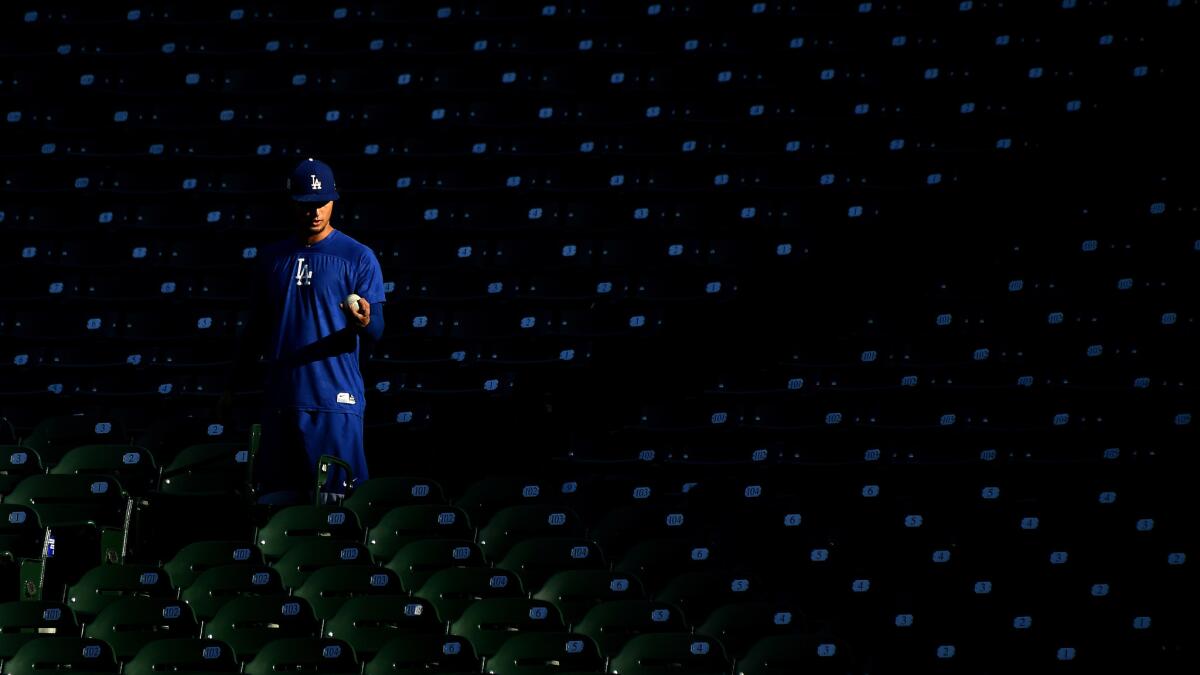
[0, 632, 845, 675]
[0, 485, 1180, 667]
[2, 447, 1188, 671]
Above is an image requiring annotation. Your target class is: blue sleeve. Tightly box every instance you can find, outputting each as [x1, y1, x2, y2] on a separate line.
[355, 249, 385, 343]
[363, 302, 384, 342]
[355, 250, 386, 305]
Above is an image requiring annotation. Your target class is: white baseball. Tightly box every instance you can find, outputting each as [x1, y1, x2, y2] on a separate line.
[344, 293, 362, 312]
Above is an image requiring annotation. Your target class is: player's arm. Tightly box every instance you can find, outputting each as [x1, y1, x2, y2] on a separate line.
[342, 297, 385, 343]
[345, 251, 386, 346]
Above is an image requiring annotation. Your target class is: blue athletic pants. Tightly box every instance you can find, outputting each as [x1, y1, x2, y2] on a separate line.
[255, 406, 369, 501]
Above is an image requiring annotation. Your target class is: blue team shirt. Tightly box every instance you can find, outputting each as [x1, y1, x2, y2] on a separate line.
[254, 228, 385, 417]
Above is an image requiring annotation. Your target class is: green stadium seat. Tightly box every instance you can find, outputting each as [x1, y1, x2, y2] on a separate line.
[653, 571, 759, 626]
[0, 447, 42, 498]
[83, 597, 199, 662]
[294, 565, 402, 620]
[243, 637, 359, 675]
[2, 636, 118, 674]
[203, 595, 318, 663]
[573, 600, 688, 658]
[363, 634, 479, 675]
[158, 442, 252, 496]
[0, 601, 78, 662]
[483, 632, 604, 675]
[450, 597, 565, 658]
[735, 634, 853, 675]
[385, 539, 484, 592]
[414, 566, 525, 623]
[367, 504, 472, 561]
[50, 444, 158, 494]
[180, 563, 285, 621]
[477, 505, 585, 563]
[19, 414, 130, 467]
[255, 505, 362, 562]
[614, 538, 720, 594]
[697, 602, 805, 661]
[497, 538, 605, 593]
[123, 638, 238, 675]
[272, 538, 371, 590]
[65, 563, 174, 622]
[533, 570, 645, 626]
[163, 540, 263, 589]
[323, 596, 442, 659]
[345, 477, 447, 529]
[607, 632, 729, 675]
[0, 504, 42, 564]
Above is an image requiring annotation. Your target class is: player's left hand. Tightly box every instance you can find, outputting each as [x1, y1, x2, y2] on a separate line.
[340, 297, 371, 329]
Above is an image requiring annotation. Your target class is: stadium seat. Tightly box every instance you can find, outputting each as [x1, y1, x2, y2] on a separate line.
[5, 474, 129, 599]
[364, 634, 480, 675]
[66, 563, 174, 621]
[385, 539, 485, 592]
[736, 634, 854, 675]
[454, 476, 565, 525]
[0, 447, 43, 498]
[0, 601, 78, 662]
[163, 540, 264, 589]
[158, 442, 251, 496]
[573, 600, 689, 658]
[450, 597, 565, 658]
[123, 638, 239, 675]
[133, 415, 244, 466]
[533, 570, 646, 626]
[180, 563, 285, 621]
[697, 602, 806, 662]
[84, 597, 199, 662]
[498, 538, 606, 592]
[203, 595, 318, 663]
[653, 570, 760, 627]
[19, 414, 131, 467]
[614, 538, 721, 594]
[294, 564, 402, 621]
[344, 476, 448, 528]
[415, 566, 525, 623]
[243, 638, 359, 675]
[50, 443, 158, 494]
[323, 596, 442, 658]
[5, 473, 127, 529]
[272, 538, 372, 590]
[589, 504, 704, 561]
[1, 636, 118, 674]
[255, 505, 362, 562]
[477, 504, 585, 563]
[484, 632, 604, 675]
[607, 632, 730, 675]
[367, 504, 473, 561]
[0, 504, 42, 567]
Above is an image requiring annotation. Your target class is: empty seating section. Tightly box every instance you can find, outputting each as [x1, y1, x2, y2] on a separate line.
[0, 1, 1194, 673]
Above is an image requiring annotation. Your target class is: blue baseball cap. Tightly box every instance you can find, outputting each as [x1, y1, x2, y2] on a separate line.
[287, 157, 339, 202]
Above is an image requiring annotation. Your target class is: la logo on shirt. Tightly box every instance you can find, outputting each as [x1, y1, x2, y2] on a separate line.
[294, 257, 313, 286]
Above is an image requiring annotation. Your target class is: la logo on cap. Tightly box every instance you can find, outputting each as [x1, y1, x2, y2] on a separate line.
[311, 174, 322, 190]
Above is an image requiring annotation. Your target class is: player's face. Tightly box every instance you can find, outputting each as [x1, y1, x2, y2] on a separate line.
[292, 200, 334, 234]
